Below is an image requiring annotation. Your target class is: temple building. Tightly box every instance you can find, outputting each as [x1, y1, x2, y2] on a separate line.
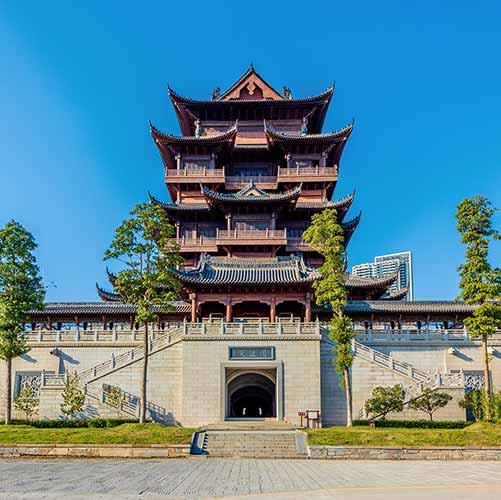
[99, 64, 402, 321]
[5, 67, 500, 427]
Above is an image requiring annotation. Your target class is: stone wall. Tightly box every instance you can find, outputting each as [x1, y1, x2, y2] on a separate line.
[3, 334, 501, 426]
[309, 445, 501, 460]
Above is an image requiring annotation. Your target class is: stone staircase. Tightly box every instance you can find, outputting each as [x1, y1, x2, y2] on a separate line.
[350, 340, 464, 419]
[42, 325, 184, 388]
[78, 325, 184, 384]
[321, 331, 465, 419]
[198, 430, 307, 459]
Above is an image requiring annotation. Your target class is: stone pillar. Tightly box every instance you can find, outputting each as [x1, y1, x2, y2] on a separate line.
[176, 154, 181, 170]
[175, 222, 180, 239]
[190, 293, 197, 323]
[305, 294, 311, 322]
[270, 301, 276, 323]
[226, 213, 232, 231]
[226, 302, 232, 322]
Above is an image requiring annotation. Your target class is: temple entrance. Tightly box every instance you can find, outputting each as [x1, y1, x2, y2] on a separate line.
[276, 301, 305, 321]
[232, 301, 270, 320]
[227, 370, 276, 419]
[199, 301, 225, 320]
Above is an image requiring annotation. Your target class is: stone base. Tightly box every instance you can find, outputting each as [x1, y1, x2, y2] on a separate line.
[0, 444, 190, 458]
[309, 445, 501, 460]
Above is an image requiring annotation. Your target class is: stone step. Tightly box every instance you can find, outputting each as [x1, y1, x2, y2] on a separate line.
[202, 430, 304, 459]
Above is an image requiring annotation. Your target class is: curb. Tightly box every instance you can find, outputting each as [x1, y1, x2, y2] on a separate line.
[0, 443, 191, 459]
[308, 445, 501, 460]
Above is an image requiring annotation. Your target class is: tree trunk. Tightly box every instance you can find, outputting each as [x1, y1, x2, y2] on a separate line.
[140, 322, 149, 423]
[482, 333, 491, 395]
[5, 358, 12, 425]
[344, 368, 353, 427]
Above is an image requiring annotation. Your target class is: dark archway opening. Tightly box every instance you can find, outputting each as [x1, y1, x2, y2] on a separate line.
[227, 372, 276, 418]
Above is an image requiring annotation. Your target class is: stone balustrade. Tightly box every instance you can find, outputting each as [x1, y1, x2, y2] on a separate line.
[26, 324, 501, 345]
[353, 328, 501, 343]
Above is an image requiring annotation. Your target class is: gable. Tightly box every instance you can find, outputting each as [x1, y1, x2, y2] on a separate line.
[220, 67, 284, 101]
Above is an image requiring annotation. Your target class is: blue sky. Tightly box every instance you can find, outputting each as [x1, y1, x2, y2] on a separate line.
[1, 1, 499, 302]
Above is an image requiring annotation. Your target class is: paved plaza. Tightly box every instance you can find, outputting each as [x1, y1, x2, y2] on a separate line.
[1, 459, 501, 499]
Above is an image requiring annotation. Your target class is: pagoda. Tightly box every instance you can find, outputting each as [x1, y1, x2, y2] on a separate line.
[98, 66, 404, 321]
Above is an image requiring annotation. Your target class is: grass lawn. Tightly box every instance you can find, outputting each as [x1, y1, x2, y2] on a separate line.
[0, 423, 196, 445]
[306, 423, 501, 447]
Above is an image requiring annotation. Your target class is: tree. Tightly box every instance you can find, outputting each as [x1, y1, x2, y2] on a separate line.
[364, 385, 404, 421]
[105, 385, 122, 415]
[456, 196, 501, 400]
[459, 389, 501, 422]
[60, 371, 86, 419]
[303, 208, 355, 426]
[409, 388, 452, 421]
[13, 385, 39, 420]
[104, 203, 181, 423]
[0, 221, 45, 424]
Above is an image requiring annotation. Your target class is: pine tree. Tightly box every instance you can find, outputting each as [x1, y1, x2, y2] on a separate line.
[105, 202, 181, 423]
[456, 196, 501, 399]
[0, 221, 45, 424]
[303, 208, 355, 426]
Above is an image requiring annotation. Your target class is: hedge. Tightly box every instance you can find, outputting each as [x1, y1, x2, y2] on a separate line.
[353, 419, 472, 429]
[0, 418, 139, 428]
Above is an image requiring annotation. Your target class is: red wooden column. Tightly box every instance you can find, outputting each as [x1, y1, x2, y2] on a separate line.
[305, 293, 311, 322]
[190, 293, 197, 323]
[270, 300, 276, 323]
[226, 301, 233, 322]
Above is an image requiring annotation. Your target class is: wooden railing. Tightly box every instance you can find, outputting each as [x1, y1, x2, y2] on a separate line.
[225, 175, 277, 189]
[175, 228, 288, 249]
[278, 166, 338, 178]
[216, 228, 287, 240]
[165, 167, 225, 179]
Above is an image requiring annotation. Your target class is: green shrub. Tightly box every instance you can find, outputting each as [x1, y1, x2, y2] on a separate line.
[459, 389, 501, 422]
[31, 419, 88, 428]
[353, 419, 471, 429]
[105, 418, 139, 428]
[27, 418, 138, 428]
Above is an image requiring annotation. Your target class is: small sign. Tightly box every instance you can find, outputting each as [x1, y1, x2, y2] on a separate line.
[229, 346, 275, 360]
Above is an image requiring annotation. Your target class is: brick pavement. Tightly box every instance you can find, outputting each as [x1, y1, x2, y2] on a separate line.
[1, 459, 501, 499]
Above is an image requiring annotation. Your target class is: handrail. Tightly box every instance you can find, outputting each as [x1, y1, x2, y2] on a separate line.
[165, 168, 224, 177]
[278, 166, 338, 176]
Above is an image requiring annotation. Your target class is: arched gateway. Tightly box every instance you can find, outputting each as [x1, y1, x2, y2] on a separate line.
[226, 370, 276, 419]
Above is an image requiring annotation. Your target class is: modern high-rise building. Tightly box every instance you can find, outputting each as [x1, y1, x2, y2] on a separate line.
[352, 251, 414, 300]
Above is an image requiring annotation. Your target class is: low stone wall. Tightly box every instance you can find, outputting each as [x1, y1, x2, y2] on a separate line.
[309, 445, 501, 460]
[0, 443, 190, 458]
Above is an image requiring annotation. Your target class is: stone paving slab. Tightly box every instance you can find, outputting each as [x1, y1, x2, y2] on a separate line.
[1, 459, 501, 499]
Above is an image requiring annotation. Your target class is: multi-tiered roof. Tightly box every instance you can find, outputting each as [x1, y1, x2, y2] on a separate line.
[99, 66, 404, 319]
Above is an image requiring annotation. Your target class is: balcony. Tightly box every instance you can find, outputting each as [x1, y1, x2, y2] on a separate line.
[278, 166, 338, 182]
[225, 175, 278, 190]
[175, 228, 289, 251]
[165, 167, 225, 183]
[216, 228, 287, 246]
